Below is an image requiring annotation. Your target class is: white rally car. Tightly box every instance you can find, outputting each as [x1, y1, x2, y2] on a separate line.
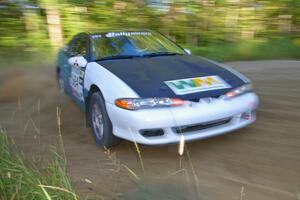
[56, 31, 259, 147]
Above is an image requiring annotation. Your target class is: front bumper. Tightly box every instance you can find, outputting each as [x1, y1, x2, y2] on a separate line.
[106, 92, 259, 145]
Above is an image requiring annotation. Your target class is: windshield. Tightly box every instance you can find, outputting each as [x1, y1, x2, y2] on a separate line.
[91, 31, 186, 60]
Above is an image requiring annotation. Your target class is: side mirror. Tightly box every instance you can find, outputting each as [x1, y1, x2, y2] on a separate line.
[68, 56, 87, 68]
[184, 48, 191, 55]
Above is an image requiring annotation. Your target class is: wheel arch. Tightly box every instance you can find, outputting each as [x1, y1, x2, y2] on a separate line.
[85, 84, 102, 127]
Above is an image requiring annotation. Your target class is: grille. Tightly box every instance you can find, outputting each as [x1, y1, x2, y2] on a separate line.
[172, 117, 232, 134]
[188, 95, 223, 103]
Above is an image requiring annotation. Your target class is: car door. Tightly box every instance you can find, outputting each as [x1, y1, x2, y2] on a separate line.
[58, 36, 78, 97]
[65, 34, 90, 109]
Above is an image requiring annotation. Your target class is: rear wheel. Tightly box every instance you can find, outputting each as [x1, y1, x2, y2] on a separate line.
[88, 92, 120, 147]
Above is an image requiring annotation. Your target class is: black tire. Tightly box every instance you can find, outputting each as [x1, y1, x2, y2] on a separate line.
[88, 92, 120, 147]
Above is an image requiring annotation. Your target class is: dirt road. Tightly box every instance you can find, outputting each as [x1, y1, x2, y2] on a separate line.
[0, 60, 300, 200]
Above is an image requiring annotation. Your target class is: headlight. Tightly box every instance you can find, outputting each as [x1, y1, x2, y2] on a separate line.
[224, 84, 253, 99]
[115, 98, 186, 110]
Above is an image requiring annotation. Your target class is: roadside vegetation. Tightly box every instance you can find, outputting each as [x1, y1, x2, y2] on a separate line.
[187, 37, 300, 62]
[1, 0, 300, 63]
[0, 131, 78, 200]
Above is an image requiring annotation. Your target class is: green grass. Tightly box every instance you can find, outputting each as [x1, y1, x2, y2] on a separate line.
[0, 48, 56, 69]
[185, 37, 300, 62]
[0, 132, 78, 200]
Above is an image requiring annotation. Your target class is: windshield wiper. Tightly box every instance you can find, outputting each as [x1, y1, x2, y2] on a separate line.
[96, 55, 140, 61]
[141, 52, 183, 57]
[95, 52, 183, 61]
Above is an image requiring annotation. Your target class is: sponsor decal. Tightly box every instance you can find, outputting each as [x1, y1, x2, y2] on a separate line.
[165, 75, 231, 95]
[105, 31, 151, 38]
[91, 32, 151, 40]
[91, 34, 102, 39]
[69, 66, 84, 101]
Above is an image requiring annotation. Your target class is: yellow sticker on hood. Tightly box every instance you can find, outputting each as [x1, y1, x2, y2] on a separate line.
[165, 75, 231, 95]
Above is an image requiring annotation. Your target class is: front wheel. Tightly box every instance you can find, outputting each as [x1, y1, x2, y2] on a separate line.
[88, 92, 120, 147]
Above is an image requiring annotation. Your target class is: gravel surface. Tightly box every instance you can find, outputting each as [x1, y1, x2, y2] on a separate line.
[0, 60, 299, 200]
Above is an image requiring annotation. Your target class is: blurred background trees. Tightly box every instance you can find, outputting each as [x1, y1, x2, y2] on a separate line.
[0, 0, 299, 61]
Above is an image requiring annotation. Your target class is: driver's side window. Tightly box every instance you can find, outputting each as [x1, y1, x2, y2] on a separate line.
[68, 36, 87, 58]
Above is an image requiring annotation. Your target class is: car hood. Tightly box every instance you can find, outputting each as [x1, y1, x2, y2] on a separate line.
[97, 55, 247, 101]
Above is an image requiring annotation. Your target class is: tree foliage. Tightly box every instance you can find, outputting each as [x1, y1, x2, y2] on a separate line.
[0, 0, 299, 54]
